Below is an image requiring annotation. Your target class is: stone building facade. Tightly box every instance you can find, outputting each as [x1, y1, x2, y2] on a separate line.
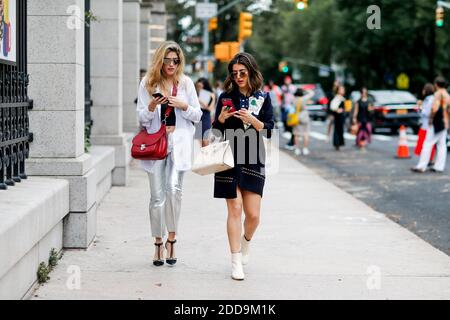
[0, 0, 166, 299]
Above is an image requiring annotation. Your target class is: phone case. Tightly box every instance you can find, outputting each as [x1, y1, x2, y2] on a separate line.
[222, 98, 235, 112]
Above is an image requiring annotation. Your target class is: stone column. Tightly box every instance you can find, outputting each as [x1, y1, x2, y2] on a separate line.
[140, 5, 150, 71]
[122, 0, 140, 133]
[149, 1, 167, 62]
[27, 0, 97, 248]
[90, 0, 129, 186]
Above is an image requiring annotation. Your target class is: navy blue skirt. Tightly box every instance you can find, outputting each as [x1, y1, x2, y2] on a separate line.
[214, 165, 266, 199]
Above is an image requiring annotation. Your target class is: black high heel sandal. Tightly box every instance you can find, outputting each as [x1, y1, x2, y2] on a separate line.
[153, 242, 164, 266]
[165, 239, 177, 265]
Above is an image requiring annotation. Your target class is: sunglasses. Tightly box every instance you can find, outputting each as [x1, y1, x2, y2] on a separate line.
[163, 58, 181, 66]
[231, 70, 248, 79]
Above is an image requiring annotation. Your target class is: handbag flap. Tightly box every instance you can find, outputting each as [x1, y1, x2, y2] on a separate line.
[132, 126, 166, 146]
[194, 141, 230, 164]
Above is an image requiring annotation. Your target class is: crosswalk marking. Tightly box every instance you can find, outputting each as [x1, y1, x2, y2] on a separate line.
[372, 134, 392, 141]
[309, 130, 418, 147]
[309, 131, 328, 141]
[344, 133, 356, 141]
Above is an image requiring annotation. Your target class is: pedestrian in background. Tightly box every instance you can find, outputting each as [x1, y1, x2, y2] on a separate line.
[326, 80, 340, 142]
[212, 52, 274, 281]
[136, 41, 202, 266]
[352, 87, 373, 150]
[293, 88, 314, 156]
[412, 77, 449, 173]
[214, 80, 224, 100]
[330, 85, 346, 151]
[281, 76, 297, 150]
[413, 83, 436, 164]
[195, 77, 216, 147]
[267, 79, 282, 124]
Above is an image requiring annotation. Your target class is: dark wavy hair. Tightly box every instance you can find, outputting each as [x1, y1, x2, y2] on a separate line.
[196, 77, 213, 92]
[434, 76, 447, 88]
[224, 52, 263, 95]
[423, 83, 435, 98]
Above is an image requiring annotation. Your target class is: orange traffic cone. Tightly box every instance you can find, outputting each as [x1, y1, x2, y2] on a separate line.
[396, 125, 411, 159]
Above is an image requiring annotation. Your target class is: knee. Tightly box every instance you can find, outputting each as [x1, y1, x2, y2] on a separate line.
[166, 185, 182, 199]
[228, 203, 243, 218]
[150, 197, 165, 208]
[245, 210, 260, 223]
[150, 192, 165, 207]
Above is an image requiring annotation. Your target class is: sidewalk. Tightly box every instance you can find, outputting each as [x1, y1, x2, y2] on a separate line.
[31, 150, 450, 300]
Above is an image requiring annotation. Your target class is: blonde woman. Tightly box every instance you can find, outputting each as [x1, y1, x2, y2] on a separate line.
[136, 41, 202, 266]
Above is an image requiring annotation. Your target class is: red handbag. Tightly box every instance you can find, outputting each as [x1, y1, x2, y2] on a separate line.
[131, 85, 177, 160]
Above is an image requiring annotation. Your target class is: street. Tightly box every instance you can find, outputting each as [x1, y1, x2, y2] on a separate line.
[281, 121, 450, 256]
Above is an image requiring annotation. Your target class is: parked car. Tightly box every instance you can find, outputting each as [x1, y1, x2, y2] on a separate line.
[447, 130, 450, 150]
[350, 90, 420, 134]
[295, 83, 329, 121]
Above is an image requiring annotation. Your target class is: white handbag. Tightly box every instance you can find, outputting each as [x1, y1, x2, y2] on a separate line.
[192, 140, 235, 176]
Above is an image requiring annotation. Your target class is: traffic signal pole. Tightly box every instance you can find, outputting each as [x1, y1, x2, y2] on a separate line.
[202, 0, 210, 78]
[202, 0, 243, 76]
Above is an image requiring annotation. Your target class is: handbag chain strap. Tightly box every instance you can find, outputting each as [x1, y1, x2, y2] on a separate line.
[162, 84, 178, 125]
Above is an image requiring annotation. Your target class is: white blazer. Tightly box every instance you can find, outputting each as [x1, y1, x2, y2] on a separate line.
[136, 74, 203, 172]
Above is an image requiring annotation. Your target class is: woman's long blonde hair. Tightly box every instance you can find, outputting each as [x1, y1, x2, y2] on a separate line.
[145, 41, 185, 96]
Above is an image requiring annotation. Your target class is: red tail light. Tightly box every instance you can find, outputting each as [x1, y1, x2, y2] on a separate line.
[374, 106, 389, 115]
[318, 97, 329, 105]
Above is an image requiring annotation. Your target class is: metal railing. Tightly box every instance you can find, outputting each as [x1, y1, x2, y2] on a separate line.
[0, 0, 32, 190]
[85, 0, 93, 144]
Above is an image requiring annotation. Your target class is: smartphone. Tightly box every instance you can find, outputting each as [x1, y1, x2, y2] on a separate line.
[152, 93, 164, 99]
[222, 98, 236, 112]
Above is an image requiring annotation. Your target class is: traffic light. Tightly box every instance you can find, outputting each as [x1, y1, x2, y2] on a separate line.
[214, 43, 229, 62]
[279, 61, 289, 73]
[295, 0, 308, 10]
[215, 42, 241, 62]
[207, 60, 214, 73]
[229, 41, 240, 59]
[436, 7, 444, 28]
[208, 17, 218, 32]
[238, 12, 253, 42]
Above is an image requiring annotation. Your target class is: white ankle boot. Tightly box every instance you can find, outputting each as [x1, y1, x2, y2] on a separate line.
[231, 253, 245, 280]
[241, 235, 250, 265]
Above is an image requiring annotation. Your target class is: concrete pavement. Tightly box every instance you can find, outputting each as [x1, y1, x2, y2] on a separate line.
[30, 146, 450, 300]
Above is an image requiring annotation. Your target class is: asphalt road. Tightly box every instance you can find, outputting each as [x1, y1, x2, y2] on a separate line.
[280, 121, 450, 256]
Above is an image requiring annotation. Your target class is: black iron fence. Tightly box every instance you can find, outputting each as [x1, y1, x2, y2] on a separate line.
[85, 0, 93, 146]
[0, 0, 32, 190]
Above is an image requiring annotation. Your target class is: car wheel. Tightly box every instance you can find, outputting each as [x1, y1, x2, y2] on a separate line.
[412, 126, 420, 135]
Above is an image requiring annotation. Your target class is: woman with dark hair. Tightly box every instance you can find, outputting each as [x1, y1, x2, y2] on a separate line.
[195, 77, 216, 147]
[330, 85, 346, 151]
[212, 52, 274, 280]
[412, 77, 449, 173]
[352, 87, 373, 150]
[413, 83, 436, 163]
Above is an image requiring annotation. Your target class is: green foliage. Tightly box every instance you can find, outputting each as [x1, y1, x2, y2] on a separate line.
[37, 249, 63, 284]
[37, 262, 50, 284]
[48, 248, 63, 269]
[85, 10, 99, 27]
[166, 0, 450, 95]
[85, 123, 92, 153]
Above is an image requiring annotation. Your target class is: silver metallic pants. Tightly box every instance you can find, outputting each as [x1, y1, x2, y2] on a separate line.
[147, 152, 184, 238]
